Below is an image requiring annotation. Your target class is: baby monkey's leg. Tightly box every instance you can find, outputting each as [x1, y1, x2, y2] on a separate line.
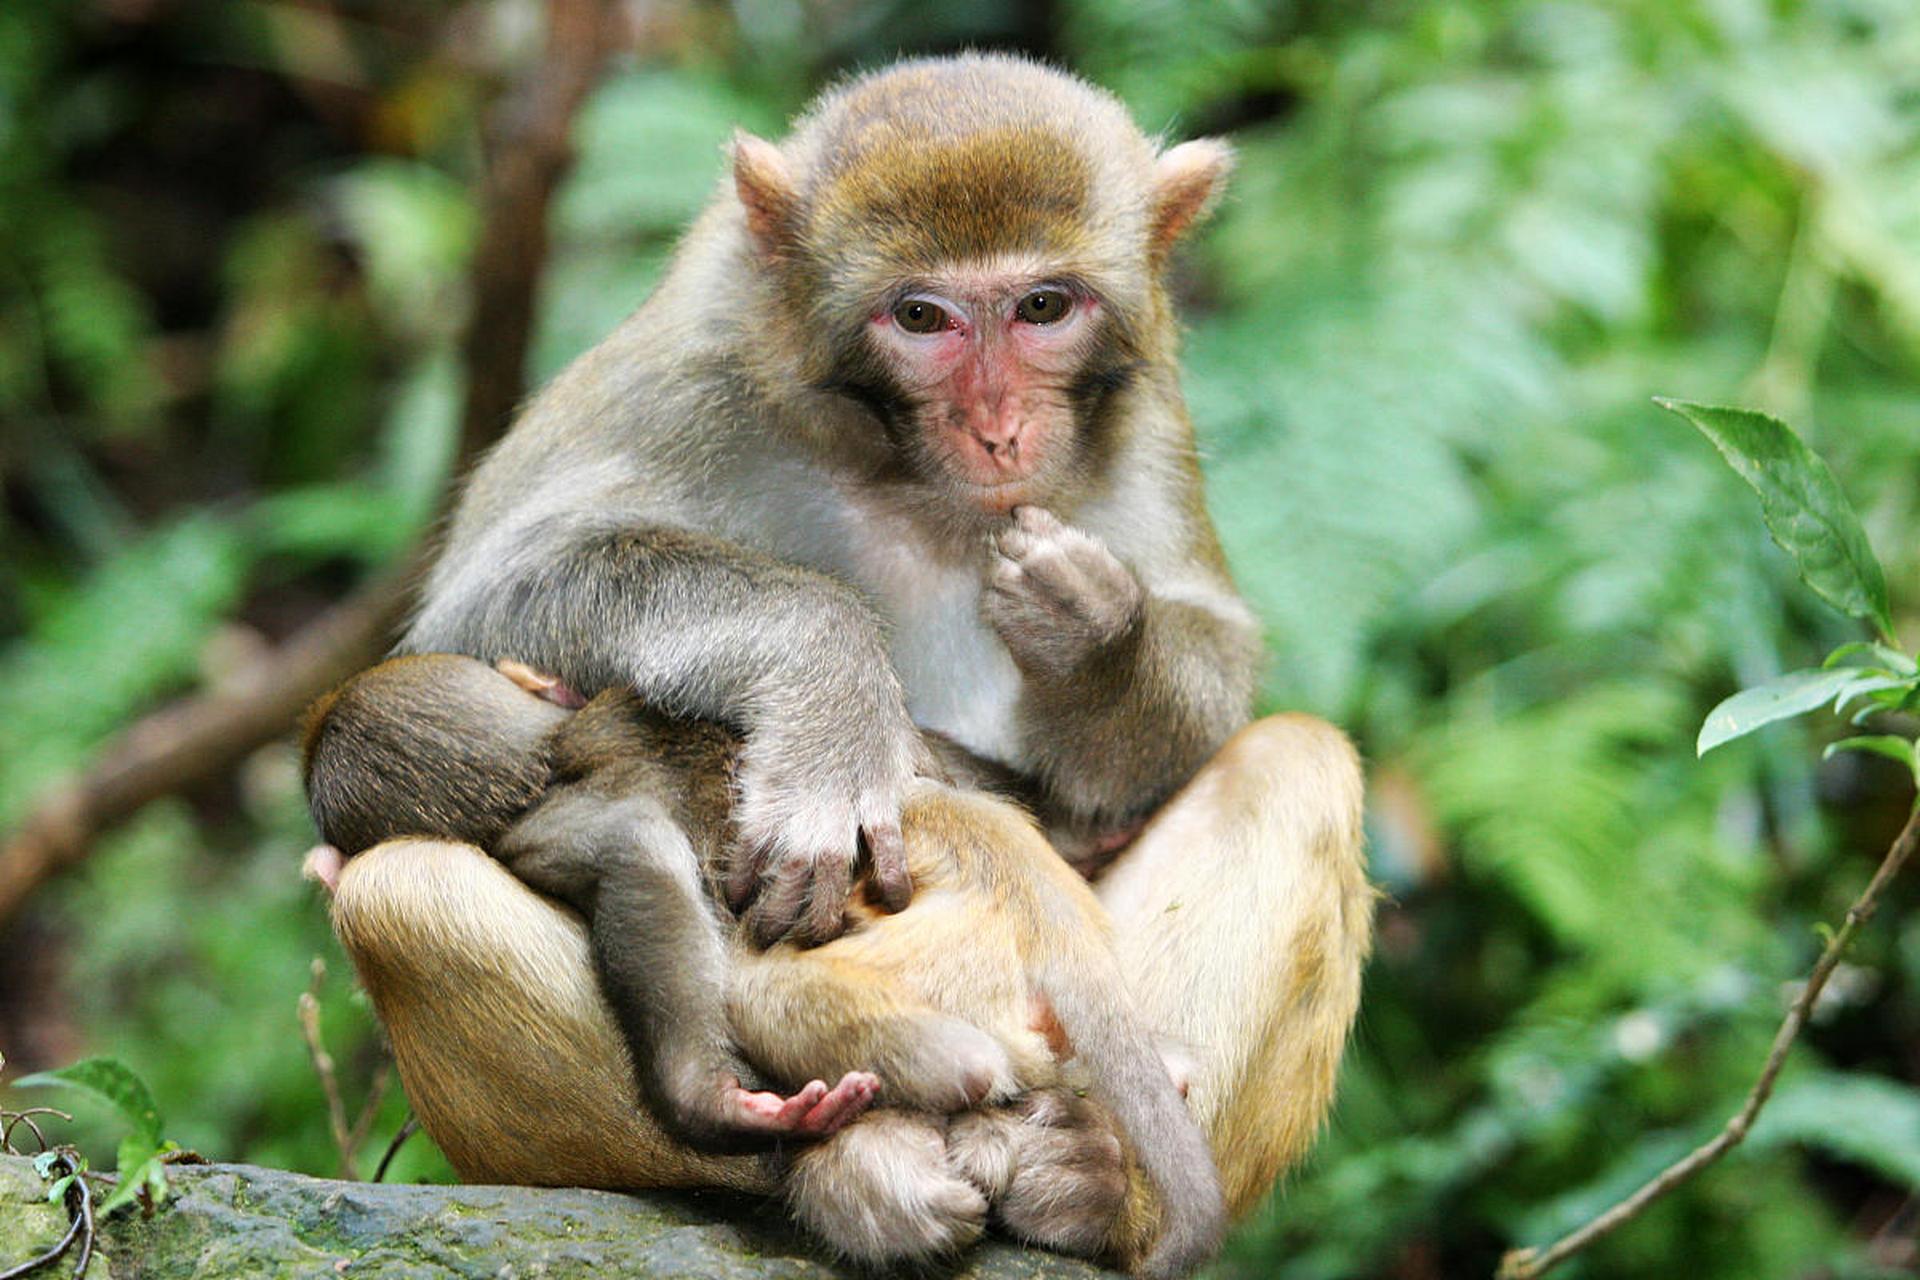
[730, 950, 1016, 1113]
[498, 790, 876, 1146]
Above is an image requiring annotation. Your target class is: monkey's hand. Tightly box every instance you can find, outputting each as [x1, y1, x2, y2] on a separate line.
[726, 720, 918, 947]
[985, 506, 1144, 676]
[717, 1071, 880, 1139]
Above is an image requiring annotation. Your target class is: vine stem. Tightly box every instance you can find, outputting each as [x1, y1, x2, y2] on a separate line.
[1498, 800, 1920, 1280]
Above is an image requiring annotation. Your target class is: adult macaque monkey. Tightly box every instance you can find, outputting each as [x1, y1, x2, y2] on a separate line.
[326, 52, 1370, 1276]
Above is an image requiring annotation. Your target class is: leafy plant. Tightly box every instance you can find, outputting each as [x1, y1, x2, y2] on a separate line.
[15, 1056, 184, 1216]
[1663, 400, 1918, 778]
[1499, 403, 1919, 1278]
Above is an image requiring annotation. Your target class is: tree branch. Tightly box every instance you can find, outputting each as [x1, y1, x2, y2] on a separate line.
[460, 0, 619, 462]
[1498, 799, 1920, 1280]
[0, 0, 620, 931]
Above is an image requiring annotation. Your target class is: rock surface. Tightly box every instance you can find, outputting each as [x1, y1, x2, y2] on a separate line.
[0, 1153, 1122, 1279]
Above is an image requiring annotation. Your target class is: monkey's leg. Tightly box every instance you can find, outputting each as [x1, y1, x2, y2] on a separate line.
[729, 949, 1018, 1112]
[1091, 713, 1371, 1253]
[498, 791, 877, 1146]
[329, 838, 773, 1193]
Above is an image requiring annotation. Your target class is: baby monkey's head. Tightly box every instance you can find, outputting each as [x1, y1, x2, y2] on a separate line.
[302, 654, 569, 856]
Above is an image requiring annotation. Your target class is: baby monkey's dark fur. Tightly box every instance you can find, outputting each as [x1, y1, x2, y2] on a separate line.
[304, 653, 1225, 1279]
[304, 653, 845, 1152]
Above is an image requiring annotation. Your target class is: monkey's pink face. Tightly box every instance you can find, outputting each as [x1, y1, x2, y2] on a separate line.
[867, 271, 1106, 512]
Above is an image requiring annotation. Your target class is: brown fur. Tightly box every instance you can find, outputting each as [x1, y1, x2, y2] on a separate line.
[331, 53, 1374, 1278]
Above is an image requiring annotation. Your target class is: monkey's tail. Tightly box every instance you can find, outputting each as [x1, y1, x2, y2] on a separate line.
[1037, 959, 1227, 1280]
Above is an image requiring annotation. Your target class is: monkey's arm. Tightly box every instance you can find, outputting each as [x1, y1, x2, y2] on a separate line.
[403, 518, 920, 943]
[986, 507, 1258, 823]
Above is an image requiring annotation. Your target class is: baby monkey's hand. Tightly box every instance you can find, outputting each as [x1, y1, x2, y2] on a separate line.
[984, 506, 1144, 675]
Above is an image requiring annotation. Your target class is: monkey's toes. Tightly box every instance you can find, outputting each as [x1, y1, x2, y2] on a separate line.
[794, 1072, 879, 1134]
[726, 1080, 826, 1131]
[886, 1015, 1015, 1111]
[725, 1073, 877, 1138]
[993, 1090, 1129, 1257]
[786, 1112, 988, 1264]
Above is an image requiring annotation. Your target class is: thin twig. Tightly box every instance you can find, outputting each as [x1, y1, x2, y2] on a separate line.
[299, 959, 356, 1178]
[372, 1115, 420, 1183]
[1, 1107, 71, 1155]
[345, 1060, 393, 1160]
[0, 0, 620, 932]
[1498, 800, 1920, 1280]
[68, 1164, 93, 1280]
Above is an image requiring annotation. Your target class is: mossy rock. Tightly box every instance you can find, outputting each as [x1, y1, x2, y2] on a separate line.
[0, 1153, 1121, 1279]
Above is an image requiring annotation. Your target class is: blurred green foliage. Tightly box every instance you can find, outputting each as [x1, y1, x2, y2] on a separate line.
[3, 1, 1920, 1276]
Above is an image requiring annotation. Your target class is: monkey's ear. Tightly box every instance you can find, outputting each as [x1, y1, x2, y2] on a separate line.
[1150, 139, 1234, 253]
[732, 131, 799, 260]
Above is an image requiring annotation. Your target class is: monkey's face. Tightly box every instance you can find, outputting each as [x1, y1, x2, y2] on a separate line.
[732, 62, 1226, 517]
[858, 261, 1127, 514]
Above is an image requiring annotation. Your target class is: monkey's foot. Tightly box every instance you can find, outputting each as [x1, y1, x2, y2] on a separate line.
[724, 1072, 878, 1138]
[874, 1014, 1018, 1111]
[302, 844, 345, 893]
[787, 1111, 988, 1264]
[493, 658, 587, 708]
[948, 1089, 1127, 1258]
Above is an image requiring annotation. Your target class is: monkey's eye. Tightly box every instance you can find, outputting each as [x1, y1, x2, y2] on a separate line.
[893, 299, 950, 334]
[1015, 289, 1072, 325]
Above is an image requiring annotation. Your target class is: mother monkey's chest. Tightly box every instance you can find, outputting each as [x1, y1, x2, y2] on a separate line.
[755, 486, 1029, 767]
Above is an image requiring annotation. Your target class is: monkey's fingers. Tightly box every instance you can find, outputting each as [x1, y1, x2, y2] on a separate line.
[744, 853, 817, 946]
[726, 843, 772, 912]
[862, 821, 912, 913]
[1010, 504, 1061, 535]
[493, 658, 587, 708]
[301, 844, 344, 894]
[792, 1072, 880, 1135]
[724, 1074, 877, 1138]
[798, 847, 852, 945]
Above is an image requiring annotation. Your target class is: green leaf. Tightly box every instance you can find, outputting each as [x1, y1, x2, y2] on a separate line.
[30, 1151, 73, 1179]
[1825, 642, 1918, 675]
[1834, 672, 1919, 717]
[95, 1150, 167, 1216]
[1824, 735, 1919, 780]
[14, 1056, 163, 1147]
[96, 1163, 145, 1216]
[1696, 667, 1859, 755]
[1753, 1071, 1920, 1188]
[1658, 398, 1894, 640]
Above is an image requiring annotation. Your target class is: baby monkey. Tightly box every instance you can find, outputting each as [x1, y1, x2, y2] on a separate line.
[303, 653, 1225, 1278]
[306, 653, 878, 1146]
